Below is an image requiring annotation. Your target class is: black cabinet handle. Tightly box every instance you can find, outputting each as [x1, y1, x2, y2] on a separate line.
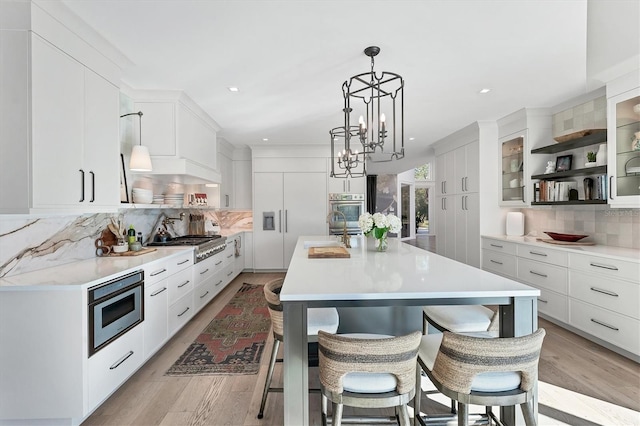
[590, 318, 619, 331]
[89, 171, 95, 202]
[178, 280, 190, 288]
[177, 307, 190, 317]
[150, 287, 167, 297]
[79, 169, 85, 202]
[150, 268, 167, 277]
[490, 259, 503, 265]
[590, 287, 619, 297]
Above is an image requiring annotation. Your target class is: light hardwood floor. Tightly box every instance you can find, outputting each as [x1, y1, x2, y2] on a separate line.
[83, 272, 640, 426]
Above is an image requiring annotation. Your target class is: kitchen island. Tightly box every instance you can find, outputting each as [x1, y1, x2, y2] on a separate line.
[281, 235, 541, 425]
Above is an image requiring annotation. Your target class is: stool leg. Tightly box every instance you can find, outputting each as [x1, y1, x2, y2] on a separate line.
[457, 402, 468, 426]
[333, 402, 344, 426]
[521, 401, 536, 426]
[414, 365, 422, 426]
[257, 339, 280, 419]
[321, 394, 328, 426]
[399, 404, 411, 426]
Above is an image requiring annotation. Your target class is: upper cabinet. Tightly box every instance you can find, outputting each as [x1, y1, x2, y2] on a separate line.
[607, 74, 640, 208]
[1, 9, 121, 214]
[499, 133, 526, 205]
[127, 90, 221, 184]
[328, 176, 366, 194]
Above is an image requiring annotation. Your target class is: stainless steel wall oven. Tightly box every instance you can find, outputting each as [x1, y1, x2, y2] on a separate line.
[328, 193, 365, 235]
[88, 270, 144, 356]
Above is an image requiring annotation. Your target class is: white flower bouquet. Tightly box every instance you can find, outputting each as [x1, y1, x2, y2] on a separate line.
[358, 212, 402, 244]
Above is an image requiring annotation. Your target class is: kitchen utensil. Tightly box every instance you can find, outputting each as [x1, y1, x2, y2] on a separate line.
[543, 231, 588, 242]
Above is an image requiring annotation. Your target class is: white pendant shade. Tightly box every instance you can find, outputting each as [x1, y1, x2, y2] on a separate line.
[130, 145, 153, 172]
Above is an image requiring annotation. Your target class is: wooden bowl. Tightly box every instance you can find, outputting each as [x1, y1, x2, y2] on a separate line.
[544, 232, 588, 242]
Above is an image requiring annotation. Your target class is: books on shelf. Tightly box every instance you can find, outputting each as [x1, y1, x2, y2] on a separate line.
[533, 174, 607, 202]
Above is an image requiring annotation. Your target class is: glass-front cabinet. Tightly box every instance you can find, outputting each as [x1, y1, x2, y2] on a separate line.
[499, 133, 527, 206]
[607, 87, 640, 208]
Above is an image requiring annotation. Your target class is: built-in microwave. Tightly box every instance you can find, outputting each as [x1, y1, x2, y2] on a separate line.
[88, 270, 144, 357]
[328, 193, 365, 235]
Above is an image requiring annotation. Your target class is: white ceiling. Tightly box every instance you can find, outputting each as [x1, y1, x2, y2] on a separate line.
[60, 0, 593, 172]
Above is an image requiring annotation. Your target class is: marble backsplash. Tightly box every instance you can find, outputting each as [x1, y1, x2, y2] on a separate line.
[0, 209, 252, 278]
[521, 206, 640, 249]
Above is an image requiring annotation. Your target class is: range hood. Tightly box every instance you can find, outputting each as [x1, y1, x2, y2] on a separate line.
[134, 158, 221, 185]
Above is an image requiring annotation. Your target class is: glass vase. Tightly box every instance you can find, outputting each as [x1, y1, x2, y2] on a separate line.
[375, 232, 388, 252]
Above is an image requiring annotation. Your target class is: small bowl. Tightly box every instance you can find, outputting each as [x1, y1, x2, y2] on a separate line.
[112, 244, 128, 253]
[129, 241, 142, 252]
[544, 232, 588, 242]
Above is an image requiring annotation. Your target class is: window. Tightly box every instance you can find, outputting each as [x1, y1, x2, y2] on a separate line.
[414, 163, 431, 181]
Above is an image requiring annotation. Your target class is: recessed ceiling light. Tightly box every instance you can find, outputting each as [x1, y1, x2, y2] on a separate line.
[479, 88, 491, 94]
[262, 138, 269, 142]
[228, 87, 239, 92]
[409, 137, 415, 141]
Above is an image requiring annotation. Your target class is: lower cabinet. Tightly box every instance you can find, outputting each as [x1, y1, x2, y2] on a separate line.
[481, 236, 639, 359]
[144, 279, 169, 358]
[87, 325, 144, 411]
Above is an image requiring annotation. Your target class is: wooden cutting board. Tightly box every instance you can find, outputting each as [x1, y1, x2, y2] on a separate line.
[108, 247, 158, 257]
[308, 246, 350, 258]
[536, 238, 595, 246]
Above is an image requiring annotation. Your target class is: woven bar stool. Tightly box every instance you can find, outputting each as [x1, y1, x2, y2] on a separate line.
[414, 328, 546, 426]
[318, 330, 422, 426]
[257, 278, 339, 420]
[422, 305, 498, 336]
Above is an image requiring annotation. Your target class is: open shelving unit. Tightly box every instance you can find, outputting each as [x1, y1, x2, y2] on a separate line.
[530, 131, 607, 205]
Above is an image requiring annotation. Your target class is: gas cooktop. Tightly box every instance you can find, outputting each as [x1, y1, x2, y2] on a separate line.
[147, 235, 222, 246]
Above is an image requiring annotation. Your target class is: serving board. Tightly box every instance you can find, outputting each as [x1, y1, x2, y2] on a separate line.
[308, 246, 350, 258]
[108, 247, 158, 257]
[536, 238, 595, 246]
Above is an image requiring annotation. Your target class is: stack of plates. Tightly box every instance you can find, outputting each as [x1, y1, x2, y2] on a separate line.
[164, 193, 184, 206]
[132, 188, 153, 204]
[152, 195, 164, 204]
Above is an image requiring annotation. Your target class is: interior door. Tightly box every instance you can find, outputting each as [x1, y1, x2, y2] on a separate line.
[283, 172, 327, 268]
[253, 172, 284, 269]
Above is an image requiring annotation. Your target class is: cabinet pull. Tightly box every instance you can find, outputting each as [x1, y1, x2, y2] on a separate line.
[589, 262, 618, 271]
[151, 287, 167, 297]
[609, 176, 614, 200]
[490, 243, 503, 248]
[150, 268, 167, 277]
[225, 194, 229, 207]
[227, 254, 233, 259]
[590, 287, 619, 297]
[178, 280, 190, 288]
[490, 259, 503, 265]
[278, 210, 282, 233]
[177, 259, 189, 265]
[285, 209, 288, 233]
[529, 251, 547, 257]
[89, 171, 95, 202]
[215, 279, 223, 287]
[529, 270, 548, 278]
[79, 169, 85, 202]
[227, 270, 233, 276]
[199, 269, 209, 275]
[200, 291, 210, 299]
[590, 318, 619, 331]
[109, 350, 134, 370]
[177, 307, 190, 317]
[461, 177, 464, 192]
[215, 260, 222, 266]
[538, 298, 548, 304]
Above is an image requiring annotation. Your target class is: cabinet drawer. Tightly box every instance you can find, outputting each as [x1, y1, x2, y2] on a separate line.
[481, 250, 517, 278]
[222, 244, 235, 266]
[481, 238, 518, 254]
[569, 253, 639, 283]
[194, 276, 216, 312]
[517, 245, 567, 267]
[536, 288, 568, 322]
[87, 325, 143, 410]
[517, 258, 568, 294]
[569, 270, 640, 320]
[194, 259, 216, 285]
[168, 267, 193, 305]
[145, 260, 170, 285]
[169, 292, 194, 336]
[167, 252, 194, 275]
[569, 299, 640, 355]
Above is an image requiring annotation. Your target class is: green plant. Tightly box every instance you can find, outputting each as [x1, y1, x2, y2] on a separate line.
[587, 151, 596, 162]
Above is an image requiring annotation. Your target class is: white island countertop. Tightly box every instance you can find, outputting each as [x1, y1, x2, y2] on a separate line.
[281, 235, 539, 303]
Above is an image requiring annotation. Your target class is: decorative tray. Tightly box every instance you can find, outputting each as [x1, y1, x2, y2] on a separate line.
[544, 231, 588, 242]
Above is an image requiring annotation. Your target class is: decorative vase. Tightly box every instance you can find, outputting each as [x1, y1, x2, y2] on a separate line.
[375, 232, 388, 252]
[596, 143, 607, 166]
[632, 132, 640, 151]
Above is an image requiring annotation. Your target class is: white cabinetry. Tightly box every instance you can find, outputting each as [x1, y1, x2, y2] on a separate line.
[166, 252, 195, 336]
[254, 172, 327, 269]
[1, 32, 120, 213]
[234, 159, 253, 209]
[143, 260, 170, 358]
[218, 152, 233, 207]
[328, 176, 366, 194]
[606, 71, 640, 208]
[481, 236, 640, 360]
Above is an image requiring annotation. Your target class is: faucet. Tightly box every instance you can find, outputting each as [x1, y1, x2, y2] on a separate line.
[161, 212, 186, 230]
[327, 210, 351, 248]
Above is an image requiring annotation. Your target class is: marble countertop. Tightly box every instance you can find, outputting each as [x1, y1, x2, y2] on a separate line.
[281, 235, 539, 303]
[0, 247, 193, 290]
[482, 235, 640, 262]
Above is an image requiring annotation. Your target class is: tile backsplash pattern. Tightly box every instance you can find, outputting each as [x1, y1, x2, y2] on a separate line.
[522, 206, 640, 249]
[0, 209, 252, 278]
[552, 96, 607, 138]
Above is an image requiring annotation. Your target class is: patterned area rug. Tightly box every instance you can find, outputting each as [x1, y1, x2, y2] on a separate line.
[165, 283, 270, 376]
